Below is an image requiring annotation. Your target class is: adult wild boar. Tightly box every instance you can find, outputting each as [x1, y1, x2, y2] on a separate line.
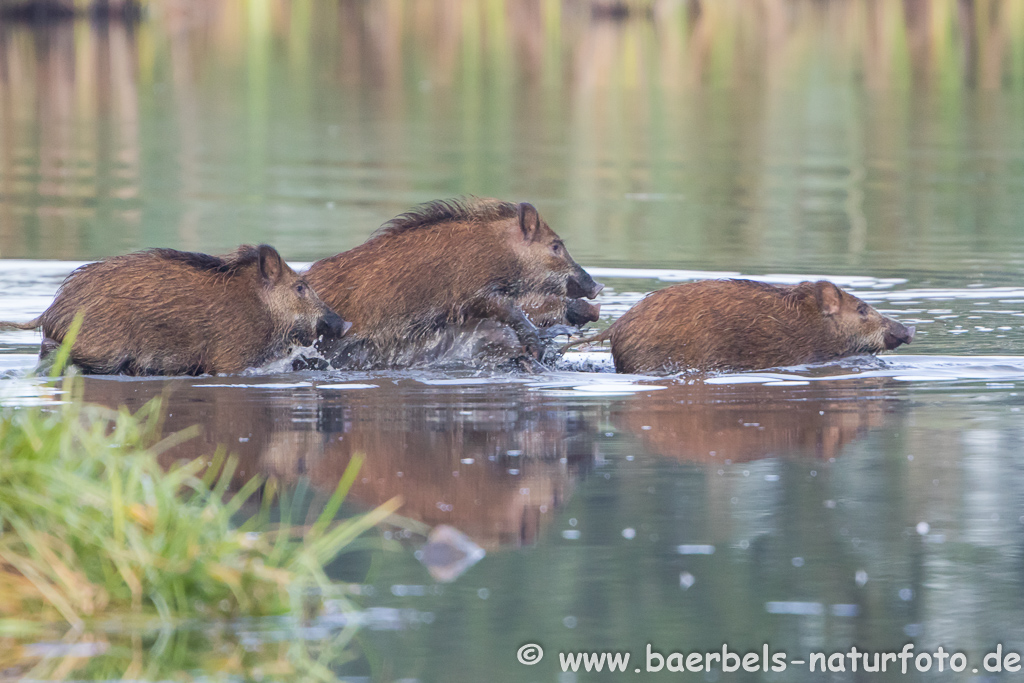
[0, 245, 349, 375]
[566, 279, 914, 374]
[306, 197, 603, 368]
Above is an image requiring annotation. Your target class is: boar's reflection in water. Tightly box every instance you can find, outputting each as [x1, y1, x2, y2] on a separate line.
[614, 379, 901, 464]
[77, 379, 597, 554]
[305, 198, 603, 370]
[76, 377, 899, 555]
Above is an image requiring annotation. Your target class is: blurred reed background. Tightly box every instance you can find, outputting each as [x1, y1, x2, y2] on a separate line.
[0, 0, 1022, 271]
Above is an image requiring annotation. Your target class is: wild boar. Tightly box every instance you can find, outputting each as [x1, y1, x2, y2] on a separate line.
[566, 279, 914, 374]
[0, 245, 349, 375]
[305, 197, 603, 369]
[519, 292, 602, 330]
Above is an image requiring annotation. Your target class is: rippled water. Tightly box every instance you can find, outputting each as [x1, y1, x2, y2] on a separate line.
[4, 1, 1024, 681]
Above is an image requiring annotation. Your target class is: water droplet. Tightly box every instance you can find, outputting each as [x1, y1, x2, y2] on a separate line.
[563, 616, 577, 628]
[899, 588, 913, 601]
[916, 521, 930, 535]
[622, 527, 636, 540]
[855, 570, 868, 586]
[478, 588, 490, 600]
[679, 572, 695, 589]
[792, 557, 805, 567]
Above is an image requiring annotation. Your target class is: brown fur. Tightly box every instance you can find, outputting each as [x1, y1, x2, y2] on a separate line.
[305, 197, 602, 369]
[1, 245, 347, 375]
[567, 279, 914, 374]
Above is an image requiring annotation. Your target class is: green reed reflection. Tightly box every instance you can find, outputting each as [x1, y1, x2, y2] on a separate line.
[1, 1, 1024, 268]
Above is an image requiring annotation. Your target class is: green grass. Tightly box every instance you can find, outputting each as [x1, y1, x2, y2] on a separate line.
[0, 373, 400, 630]
[0, 314, 402, 680]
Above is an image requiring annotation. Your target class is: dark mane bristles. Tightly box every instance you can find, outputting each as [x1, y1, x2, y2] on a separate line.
[369, 197, 518, 240]
[144, 245, 263, 275]
[728, 279, 782, 295]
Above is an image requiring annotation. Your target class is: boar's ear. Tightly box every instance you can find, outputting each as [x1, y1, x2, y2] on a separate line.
[814, 281, 843, 317]
[257, 245, 285, 285]
[518, 202, 541, 243]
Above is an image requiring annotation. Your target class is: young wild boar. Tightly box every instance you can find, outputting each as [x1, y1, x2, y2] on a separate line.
[0, 245, 349, 375]
[305, 197, 603, 369]
[567, 279, 914, 374]
[519, 292, 602, 331]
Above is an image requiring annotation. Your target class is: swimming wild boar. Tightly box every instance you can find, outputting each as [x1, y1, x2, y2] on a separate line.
[0, 245, 349, 375]
[566, 279, 914, 374]
[519, 292, 601, 330]
[305, 197, 603, 368]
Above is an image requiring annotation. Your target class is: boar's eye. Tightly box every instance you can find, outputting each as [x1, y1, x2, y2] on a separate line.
[551, 241, 563, 256]
[295, 283, 307, 296]
[857, 303, 869, 317]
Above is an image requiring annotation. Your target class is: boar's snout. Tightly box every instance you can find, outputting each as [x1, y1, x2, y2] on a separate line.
[566, 299, 601, 326]
[566, 270, 604, 299]
[883, 320, 915, 350]
[317, 309, 352, 341]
